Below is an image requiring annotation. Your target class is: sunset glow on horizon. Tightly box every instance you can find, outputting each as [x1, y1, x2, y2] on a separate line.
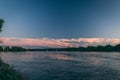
[1, 37, 120, 48]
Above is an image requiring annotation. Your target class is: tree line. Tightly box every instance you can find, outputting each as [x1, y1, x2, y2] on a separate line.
[28, 44, 120, 52]
[1, 44, 120, 52]
[0, 46, 26, 52]
[64, 44, 120, 51]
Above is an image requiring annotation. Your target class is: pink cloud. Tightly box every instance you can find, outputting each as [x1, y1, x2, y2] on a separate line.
[0, 37, 120, 48]
[0, 37, 75, 48]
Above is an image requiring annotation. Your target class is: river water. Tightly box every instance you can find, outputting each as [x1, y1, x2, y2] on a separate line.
[0, 51, 120, 80]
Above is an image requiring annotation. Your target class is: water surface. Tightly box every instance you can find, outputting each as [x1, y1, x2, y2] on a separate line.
[0, 51, 120, 80]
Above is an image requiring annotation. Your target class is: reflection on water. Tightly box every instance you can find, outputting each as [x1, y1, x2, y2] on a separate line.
[37, 53, 75, 61]
[87, 57, 107, 65]
[0, 52, 120, 80]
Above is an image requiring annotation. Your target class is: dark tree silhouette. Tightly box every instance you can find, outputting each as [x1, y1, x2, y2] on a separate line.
[0, 19, 4, 32]
[10, 46, 26, 52]
[0, 19, 4, 44]
[113, 44, 120, 51]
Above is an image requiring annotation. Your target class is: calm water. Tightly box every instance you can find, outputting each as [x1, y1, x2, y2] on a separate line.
[0, 51, 120, 80]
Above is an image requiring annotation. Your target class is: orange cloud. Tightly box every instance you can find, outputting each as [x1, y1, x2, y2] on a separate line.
[0, 37, 120, 48]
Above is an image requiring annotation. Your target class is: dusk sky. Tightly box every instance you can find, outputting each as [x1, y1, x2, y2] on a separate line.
[0, 0, 120, 47]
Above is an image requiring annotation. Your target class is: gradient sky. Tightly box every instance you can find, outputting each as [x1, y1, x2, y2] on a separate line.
[0, 0, 120, 38]
[0, 0, 120, 47]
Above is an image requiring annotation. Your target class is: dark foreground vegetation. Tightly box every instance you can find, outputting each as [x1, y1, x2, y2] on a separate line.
[28, 44, 120, 52]
[0, 58, 26, 80]
[0, 19, 26, 80]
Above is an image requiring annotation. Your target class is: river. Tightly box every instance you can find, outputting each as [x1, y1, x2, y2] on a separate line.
[0, 51, 120, 80]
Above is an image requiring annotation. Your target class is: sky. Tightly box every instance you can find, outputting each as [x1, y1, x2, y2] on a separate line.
[0, 0, 120, 47]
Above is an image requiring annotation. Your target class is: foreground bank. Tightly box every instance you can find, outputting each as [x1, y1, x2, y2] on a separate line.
[0, 58, 26, 80]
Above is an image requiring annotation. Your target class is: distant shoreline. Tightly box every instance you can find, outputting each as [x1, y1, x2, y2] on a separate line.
[1, 44, 120, 52]
[27, 44, 120, 52]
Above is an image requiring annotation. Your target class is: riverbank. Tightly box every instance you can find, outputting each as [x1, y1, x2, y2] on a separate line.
[0, 58, 26, 80]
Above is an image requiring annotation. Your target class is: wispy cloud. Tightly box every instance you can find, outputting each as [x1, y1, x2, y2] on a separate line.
[0, 37, 120, 48]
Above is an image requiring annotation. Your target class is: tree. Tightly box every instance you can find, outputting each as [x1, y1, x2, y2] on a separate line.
[0, 46, 3, 51]
[11, 46, 26, 52]
[0, 19, 4, 44]
[0, 19, 4, 32]
[113, 44, 120, 51]
[4, 46, 10, 52]
[104, 45, 113, 51]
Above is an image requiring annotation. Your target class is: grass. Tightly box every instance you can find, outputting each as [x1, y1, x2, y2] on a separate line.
[0, 58, 26, 80]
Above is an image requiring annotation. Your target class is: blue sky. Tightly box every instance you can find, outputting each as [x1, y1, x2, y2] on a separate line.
[0, 0, 120, 39]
